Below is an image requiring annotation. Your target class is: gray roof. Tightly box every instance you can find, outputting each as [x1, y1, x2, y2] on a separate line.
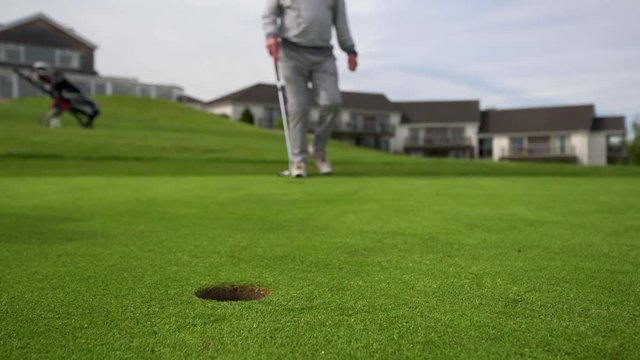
[480, 105, 596, 134]
[179, 95, 205, 105]
[0, 13, 97, 49]
[207, 83, 399, 112]
[395, 101, 481, 124]
[592, 117, 626, 132]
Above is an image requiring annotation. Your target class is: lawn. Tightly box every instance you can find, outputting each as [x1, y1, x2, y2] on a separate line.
[1, 97, 639, 359]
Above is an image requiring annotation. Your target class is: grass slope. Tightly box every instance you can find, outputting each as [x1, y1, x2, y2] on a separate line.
[1, 97, 639, 359]
[1, 97, 639, 177]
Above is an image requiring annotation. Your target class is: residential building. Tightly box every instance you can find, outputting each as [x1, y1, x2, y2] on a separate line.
[479, 105, 627, 165]
[393, 101, 481, 158]
[206, 83, 401, 151]
[206, 83, 627, 165]
[0, 13, 183, 100]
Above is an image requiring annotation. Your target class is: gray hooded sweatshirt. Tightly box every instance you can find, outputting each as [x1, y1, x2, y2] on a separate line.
[262, 0, 357, 55]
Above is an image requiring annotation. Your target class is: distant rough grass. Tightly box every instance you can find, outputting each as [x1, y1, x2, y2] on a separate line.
[1, 96, 639, 177]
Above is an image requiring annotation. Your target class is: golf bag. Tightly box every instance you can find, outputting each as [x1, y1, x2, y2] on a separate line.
[13, 67, 100, 128]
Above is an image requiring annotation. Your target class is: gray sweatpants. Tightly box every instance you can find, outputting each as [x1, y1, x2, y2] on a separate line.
[280, 42, 342, 164]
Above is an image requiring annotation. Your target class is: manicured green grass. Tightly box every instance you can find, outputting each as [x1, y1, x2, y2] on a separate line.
[1, 97, 639, 359]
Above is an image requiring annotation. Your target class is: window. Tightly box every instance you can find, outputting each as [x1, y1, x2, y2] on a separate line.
[479, 138, 493, 159]
[0, 74, 14, 98]
[553, 136, 569, 155]
[0, 43, 24, 63]
[156, 87, 174, 100]
[25, 45, 55, 64]
[93, 82, 108, 95]
[363, 115, 377, 132]
[408, 128, 421, 145]
[348, 113, 360, 130]
[138, 86, 153, 98]
[425, 127, 447, 145]
[510, 137, 524, 154]
[451, 127, 465, 144]
[380, 140, 390, 152]
[55, 49, 81, 69]
[378, 115, 390, 133]
[112, 82, 137, 96]
[265, 107, 279, 128]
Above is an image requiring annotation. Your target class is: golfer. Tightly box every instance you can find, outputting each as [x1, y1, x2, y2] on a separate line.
[263, 0, 358, 177]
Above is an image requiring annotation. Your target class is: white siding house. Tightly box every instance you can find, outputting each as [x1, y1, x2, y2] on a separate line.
[206, 83, 402, 152]
[479, 106, 627, 166]
[394, 101, 481, 159]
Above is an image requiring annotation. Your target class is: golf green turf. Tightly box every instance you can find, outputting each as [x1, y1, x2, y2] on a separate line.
[1, 97, 639, 359]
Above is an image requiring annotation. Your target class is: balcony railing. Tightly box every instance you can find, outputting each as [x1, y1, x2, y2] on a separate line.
[501, 145, 577, 162]
[405, 136, 473, 148]
[607, 146, 627, 157]
[332, 121, 395, 136]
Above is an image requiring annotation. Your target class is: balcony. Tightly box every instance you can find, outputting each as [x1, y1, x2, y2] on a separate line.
[500, 145, 578, 163]
[607, 145, 628, 164]
[405, 136, 473, 149]
[332, 121, 395, 136]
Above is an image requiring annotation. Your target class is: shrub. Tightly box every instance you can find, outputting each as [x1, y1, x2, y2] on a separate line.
[239, 108, 254, 125]
[630, 121, 640, 165]
[629, 138, 640, 165]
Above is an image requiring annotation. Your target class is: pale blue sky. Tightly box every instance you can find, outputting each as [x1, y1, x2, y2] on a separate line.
[2, 0, 639, 130]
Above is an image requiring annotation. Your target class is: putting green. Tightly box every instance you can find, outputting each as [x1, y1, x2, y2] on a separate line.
[1, 97, 639, 358]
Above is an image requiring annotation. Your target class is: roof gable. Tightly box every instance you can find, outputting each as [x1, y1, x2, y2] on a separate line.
[0, 13, 97, 50]
[480, 105, 595, 134]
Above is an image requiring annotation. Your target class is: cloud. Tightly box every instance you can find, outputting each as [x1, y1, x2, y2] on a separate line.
[345, 0, 640, 134]
[1, 0, 639, 135]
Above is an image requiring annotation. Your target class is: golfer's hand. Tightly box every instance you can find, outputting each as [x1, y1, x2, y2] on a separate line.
[266, 36, 279, 61]
[348, 54, 358, 72]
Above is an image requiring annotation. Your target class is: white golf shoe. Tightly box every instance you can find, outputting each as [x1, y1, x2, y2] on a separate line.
[279, 161, 307, 178]
[309, 145, 332, 175]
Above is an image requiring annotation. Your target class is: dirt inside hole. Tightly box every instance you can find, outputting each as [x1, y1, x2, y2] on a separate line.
[195, 285, 271, 302]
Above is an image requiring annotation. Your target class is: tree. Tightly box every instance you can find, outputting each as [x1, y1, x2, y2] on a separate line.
[629, 117, 640, 165]
[239, 107, 254, 125]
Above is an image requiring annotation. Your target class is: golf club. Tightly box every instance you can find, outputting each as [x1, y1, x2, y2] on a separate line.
[273, 59, 293, 167]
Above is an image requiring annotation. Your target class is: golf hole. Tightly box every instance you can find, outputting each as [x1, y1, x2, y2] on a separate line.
[195, 285, 271, 302]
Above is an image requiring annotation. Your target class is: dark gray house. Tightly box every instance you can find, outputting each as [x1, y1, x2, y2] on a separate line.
[0, 13, 183, 100]
[0, 13, 97, 75]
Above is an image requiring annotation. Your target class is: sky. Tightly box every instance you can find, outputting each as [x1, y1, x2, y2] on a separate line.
[2, 0, 639, 132]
